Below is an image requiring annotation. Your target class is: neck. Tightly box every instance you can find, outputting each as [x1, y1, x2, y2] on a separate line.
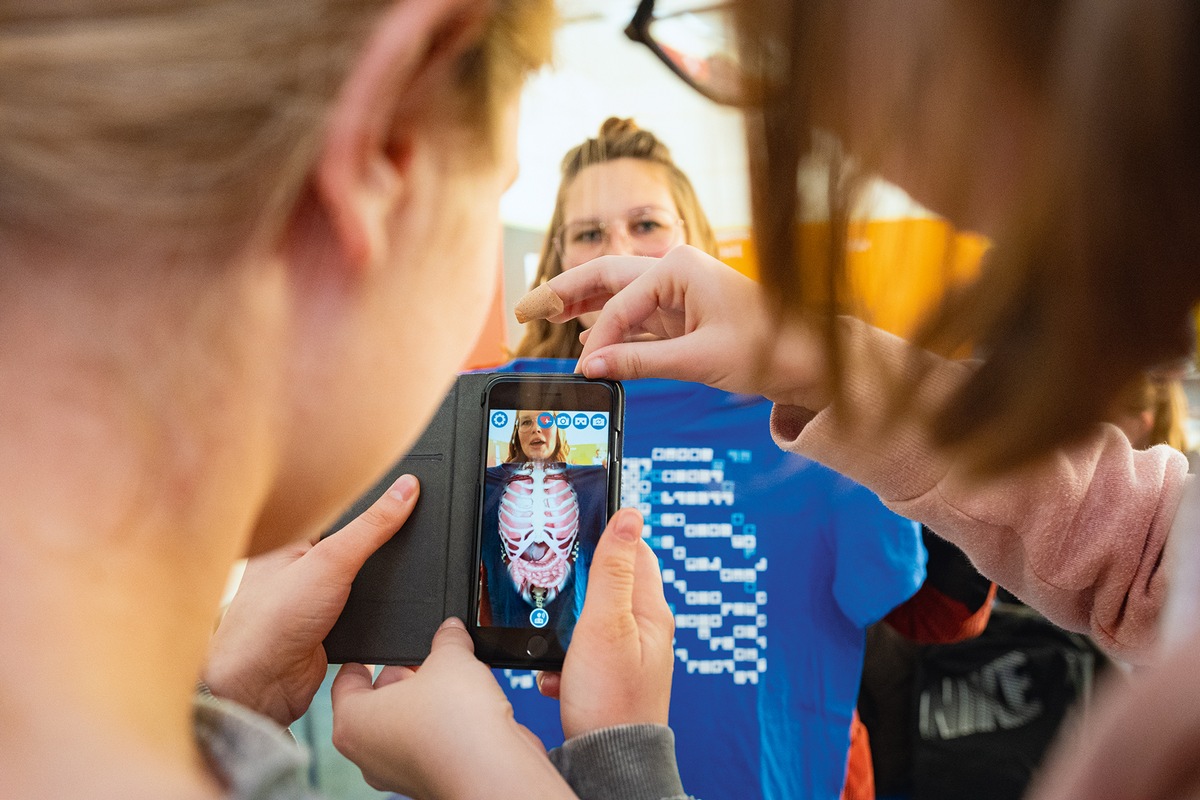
[0, 542, 230, 799]
[0, 255, 282, 798]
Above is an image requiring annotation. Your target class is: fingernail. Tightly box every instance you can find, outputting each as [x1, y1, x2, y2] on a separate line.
[439, 617, 465, 631]
[612, 509, 642, 542]
[514, 284, 564, 323]
[583, 356, 608, 379]
[388, 474, 418, 502]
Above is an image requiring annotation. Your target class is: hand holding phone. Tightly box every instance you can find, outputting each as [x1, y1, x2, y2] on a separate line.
[535, 507, 676, 739]
[330, 618, 575, 799]
[204, 474, 420, 725]
[322, 372, 624, 671]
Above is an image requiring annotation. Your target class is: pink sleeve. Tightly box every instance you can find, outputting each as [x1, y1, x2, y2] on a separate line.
[770, 317, 1191, 664]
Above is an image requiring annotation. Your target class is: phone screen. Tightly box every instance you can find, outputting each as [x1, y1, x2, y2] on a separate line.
[474, 376, 622, 667]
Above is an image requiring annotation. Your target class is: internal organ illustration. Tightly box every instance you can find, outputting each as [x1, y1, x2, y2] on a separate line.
[498, 461, 580, 605]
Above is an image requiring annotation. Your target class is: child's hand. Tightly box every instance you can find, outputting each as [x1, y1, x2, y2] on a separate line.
[331, 618, 576, 799]
[515, 246, 829, 410]
[202, 475, 419, 726]
[537, 508, 675, 739]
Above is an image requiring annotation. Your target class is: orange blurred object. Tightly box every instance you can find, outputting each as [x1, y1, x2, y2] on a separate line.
[462, 255, 511, 371]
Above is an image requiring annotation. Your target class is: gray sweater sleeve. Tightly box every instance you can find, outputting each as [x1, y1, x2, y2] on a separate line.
[547, 723, 692, 800]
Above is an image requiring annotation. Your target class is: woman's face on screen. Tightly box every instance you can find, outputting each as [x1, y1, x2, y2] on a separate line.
[516, 410, 558, 460]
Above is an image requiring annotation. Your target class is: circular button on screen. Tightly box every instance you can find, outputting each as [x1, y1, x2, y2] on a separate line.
[526, 635, 548, 658]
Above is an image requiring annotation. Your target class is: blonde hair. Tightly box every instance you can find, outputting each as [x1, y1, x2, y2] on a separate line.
[1111, 374, 1191, 452]
[515, 117, 719, 359]
[0, 1, 553, 262]
[1150, 381, 1190, 453]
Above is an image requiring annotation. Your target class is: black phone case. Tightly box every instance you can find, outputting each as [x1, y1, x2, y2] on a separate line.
[322, 372, 490, 666]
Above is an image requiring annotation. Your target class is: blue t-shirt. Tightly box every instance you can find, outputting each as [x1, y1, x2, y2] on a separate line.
[491, 359, 925, 800]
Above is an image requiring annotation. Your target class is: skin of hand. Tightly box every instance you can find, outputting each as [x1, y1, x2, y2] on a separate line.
[514, 246, 830, 409]
[330, 618, 574, 799]
[202, 474, 420, 727]
[534, 508, 676, 740]
[1028, 625, 1200, 800]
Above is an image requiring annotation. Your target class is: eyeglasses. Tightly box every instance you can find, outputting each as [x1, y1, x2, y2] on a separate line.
[553, 206, 686, 266]
[625, 0, 746, 106]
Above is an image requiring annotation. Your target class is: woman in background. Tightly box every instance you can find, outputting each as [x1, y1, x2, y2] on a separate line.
[1108, 373, 1191, 452]
[516, 117, 718, 359]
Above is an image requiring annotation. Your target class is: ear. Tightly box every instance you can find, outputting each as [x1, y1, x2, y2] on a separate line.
[315, 0, 489, 270]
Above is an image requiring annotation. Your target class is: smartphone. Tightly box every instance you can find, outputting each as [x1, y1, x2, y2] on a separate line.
[471, 374, 624, 668]
[322, 372, 623, 669]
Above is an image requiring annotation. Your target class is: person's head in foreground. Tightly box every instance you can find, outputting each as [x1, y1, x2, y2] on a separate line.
[526, 0, 1200, 474]
[0, 0, 554, 795]
[734, 0, 1200, 472]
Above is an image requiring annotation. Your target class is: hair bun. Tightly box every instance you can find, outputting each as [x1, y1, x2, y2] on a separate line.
[599, 117, 641, 138]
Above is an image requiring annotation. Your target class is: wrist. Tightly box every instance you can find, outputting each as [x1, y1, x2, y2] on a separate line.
[200, 660, 286, 725]
[561, 701, 670, 741]
[761, 323, 830, 411]
[429, 731, 572, 800]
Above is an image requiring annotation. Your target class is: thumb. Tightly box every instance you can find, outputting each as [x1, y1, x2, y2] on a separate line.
[310, 474, 420, 575]
[580, 509, 646, 619]
[424, 617, 476, 663]
[631, 533, 672, 629]
[330, 662, 375, 707]
[578, 337, 706, 383]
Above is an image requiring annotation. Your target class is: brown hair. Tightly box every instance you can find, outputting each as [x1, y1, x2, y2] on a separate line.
[506, 412, 571, 462]
[0, 1, 553, 263]
[515, 116, 720, 359]
[735, 0, 1200, 472]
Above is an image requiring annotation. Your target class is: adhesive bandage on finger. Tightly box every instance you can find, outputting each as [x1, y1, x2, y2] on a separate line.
[515, 283, 565, 323]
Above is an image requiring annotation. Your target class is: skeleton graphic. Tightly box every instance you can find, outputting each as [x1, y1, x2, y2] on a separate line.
[497, 460, 581, 606]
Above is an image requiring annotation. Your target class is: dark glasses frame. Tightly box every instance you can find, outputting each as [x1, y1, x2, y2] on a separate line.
[624, 0, 744, 106]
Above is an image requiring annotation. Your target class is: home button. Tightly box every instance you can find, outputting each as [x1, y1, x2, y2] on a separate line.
[526, 635, 548, 658]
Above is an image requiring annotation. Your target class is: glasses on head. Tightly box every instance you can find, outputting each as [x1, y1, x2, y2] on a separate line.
[553, 206, 686, 266]
[625, 0, 746, 106]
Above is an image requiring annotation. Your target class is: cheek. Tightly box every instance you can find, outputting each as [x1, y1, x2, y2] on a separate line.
[433, 189, 505, 355]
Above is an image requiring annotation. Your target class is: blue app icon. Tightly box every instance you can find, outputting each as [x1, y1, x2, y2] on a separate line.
[555, 412, 571, 429]
[573, 413, 589, 428]
[591, 413, 607, 429]
[529, 608, 549, 628]
[490, 411, 508, 428]
[537, 412, 553, 429]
